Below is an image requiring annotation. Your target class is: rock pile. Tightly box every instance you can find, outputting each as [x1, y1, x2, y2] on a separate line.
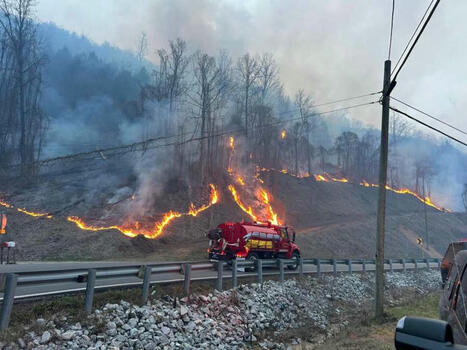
[8, 270, 440, 349]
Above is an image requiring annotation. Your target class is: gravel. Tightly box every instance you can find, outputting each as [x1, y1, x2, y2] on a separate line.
[5, 270, 440, 349]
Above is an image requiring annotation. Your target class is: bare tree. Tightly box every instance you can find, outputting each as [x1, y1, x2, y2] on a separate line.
[414, 160, 435, 196]
[335, 131, 359, 177]
[258, 53, 279, 103]
[152, 38, 188, 112]
[0, 0, 46, 178]
[190, 51, 231, 181]
[355, 132, 379, 181]
[389, 112, 413, 187]
[236, 53, 259, 137]
[295, 89, 314, 174]
[136, 32, 147, 62]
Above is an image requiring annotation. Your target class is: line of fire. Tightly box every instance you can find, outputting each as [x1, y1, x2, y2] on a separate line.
[0, 134, 450, 241]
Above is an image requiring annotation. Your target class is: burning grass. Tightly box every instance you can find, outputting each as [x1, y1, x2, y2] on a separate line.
[0, 139, 450, 243]
[66, 183, 218, 239]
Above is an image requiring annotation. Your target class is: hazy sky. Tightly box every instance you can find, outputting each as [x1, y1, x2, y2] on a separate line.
[35, 0, 466, 145]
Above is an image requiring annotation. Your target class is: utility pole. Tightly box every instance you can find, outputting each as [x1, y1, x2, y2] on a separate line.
[375, 59, 391, 321]
[374, 0, 440, 321]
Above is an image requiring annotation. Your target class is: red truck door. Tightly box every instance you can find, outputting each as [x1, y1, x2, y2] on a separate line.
[277, 227, 290, 254]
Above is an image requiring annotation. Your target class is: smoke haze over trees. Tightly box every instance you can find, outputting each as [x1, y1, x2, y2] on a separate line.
[0, 2, 466, 211]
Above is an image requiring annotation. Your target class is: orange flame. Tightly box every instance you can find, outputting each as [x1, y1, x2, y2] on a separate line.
[258, 189, 281, 225]
[0, 199, 12, 208]
[383, 185, 448, 212]
[68, 184, 218, 239]
[326, 173, 349, 183]
[153, 211, 183, 237]
[314, 174, 328, 182]
[228, 184, 258, 222]
[236, 176, 245, 186]
[229, 136, 235, 150]
[281, 130, 286, 139]
[66, 216, 139, 238]
[1, 198, 52, 218]
[188, 184, 219, 216]
[268, 167, 448, 212]
[17, 208, 52, 219]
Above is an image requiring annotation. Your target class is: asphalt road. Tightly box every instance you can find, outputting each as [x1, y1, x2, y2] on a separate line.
[0, 260, 439, 301]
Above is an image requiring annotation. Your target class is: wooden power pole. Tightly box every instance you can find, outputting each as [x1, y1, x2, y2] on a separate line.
[374, 0, 440, 321]
[375, 59, 392, 320]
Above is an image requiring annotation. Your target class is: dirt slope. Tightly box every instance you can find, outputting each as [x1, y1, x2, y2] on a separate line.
[1, 170, 466, 261]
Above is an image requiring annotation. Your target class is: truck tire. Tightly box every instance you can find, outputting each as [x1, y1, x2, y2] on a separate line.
[287, 251, 300, 270]
[246, 252, 259, 272]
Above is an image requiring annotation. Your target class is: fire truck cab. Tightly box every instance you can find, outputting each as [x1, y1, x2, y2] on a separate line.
[207, 221, 301, 270]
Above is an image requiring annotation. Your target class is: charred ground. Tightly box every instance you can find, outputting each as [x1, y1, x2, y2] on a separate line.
[1, 167, 465, 261]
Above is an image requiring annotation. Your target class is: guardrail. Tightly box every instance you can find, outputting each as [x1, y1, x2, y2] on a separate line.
[0, 257, 441, 330]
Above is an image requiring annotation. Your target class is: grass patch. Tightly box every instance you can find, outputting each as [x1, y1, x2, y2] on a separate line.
[314, 292, 440, 350]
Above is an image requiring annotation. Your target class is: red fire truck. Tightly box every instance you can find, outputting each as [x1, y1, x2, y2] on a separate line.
[207, 221, 301, 269]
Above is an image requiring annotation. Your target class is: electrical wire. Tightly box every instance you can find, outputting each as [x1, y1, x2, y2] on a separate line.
[391, 0, 440, 82]
[304, 91, 381, 109]
[391, 96, 467, 136]
[388, 0, 396, 60]
[391, 0, 434, 74]
[6, 99, 380, 169]
[389, 106, 467, 147]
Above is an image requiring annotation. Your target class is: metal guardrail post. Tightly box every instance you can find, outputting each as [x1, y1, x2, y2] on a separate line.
[332, 259, 337, 275]
[279, 259, 284, 284]
[141, 266, 152, 304]
[183, 264, 192, 296]
[402, 258, 406, 272]
[362, 259, 366, 272]
[84, 269, 96, 313]
[425, 258, 430, 270]
[216, 261, 223, 292]
[298, 258, 303, 277]
[414, 259, 418, 271]
[348, 259, 352, 274]
[232, 260, 238, 288]
[316, 259, 321, 277]
[257, 259, 263, 285]
[389, 259, 393, 273]
[0, 273, 17, 331]
[437, 258, 441, 270]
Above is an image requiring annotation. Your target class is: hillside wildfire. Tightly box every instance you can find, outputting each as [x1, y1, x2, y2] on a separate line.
[0, 163, 465, 262]
[0, 132, 451, 243]
[0, 163, 451, 240]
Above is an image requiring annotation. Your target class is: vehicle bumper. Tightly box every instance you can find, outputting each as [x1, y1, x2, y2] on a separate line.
[209, 251, 230, 261]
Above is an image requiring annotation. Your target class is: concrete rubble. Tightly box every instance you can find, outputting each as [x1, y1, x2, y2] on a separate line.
[4, 270, 440, 349]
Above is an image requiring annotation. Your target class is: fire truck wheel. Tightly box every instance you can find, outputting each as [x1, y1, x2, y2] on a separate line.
[287, 251, 300, 270]
[246, 252, 259, 272]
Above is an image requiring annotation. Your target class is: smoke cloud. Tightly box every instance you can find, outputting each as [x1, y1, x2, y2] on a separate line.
[35, 0, 467, 139]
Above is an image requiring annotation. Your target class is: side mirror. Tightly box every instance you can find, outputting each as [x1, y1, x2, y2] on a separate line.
[292, 231, 296, 242]
[395, 316, 466, 350]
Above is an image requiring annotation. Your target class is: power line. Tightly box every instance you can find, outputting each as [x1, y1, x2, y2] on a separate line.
[6, 92, 380, 168]
[389, 106, 467, 147]
[308, 91, 381, 109]
[388, 0, 396, 60]
[391, 0, 440, 82]
[77, 101, 380, 161]
[391, 0, 434, 75]
[391, 96, 467, 136]
[6, 99, 380, 169]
